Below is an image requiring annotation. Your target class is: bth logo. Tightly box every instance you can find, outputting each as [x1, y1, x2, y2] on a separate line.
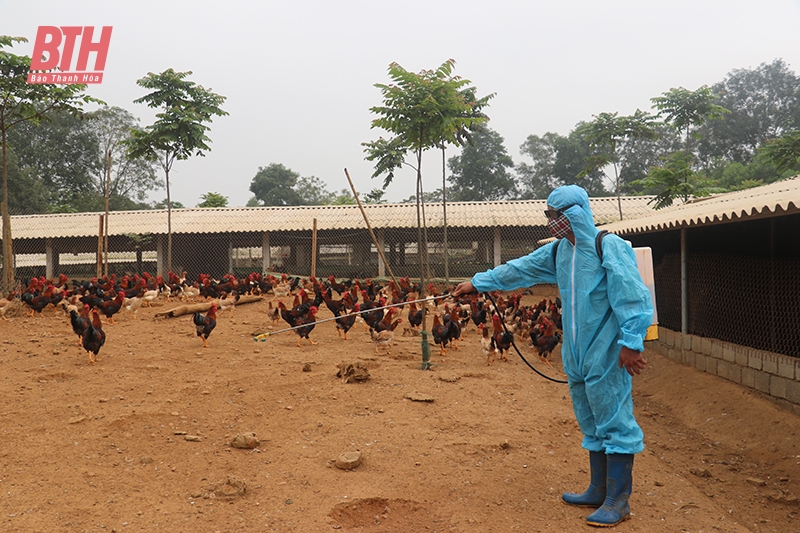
[27, 26, 112, 85]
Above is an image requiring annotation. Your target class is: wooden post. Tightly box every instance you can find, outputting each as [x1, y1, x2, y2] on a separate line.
[311, 218, 317, 278]
[344, 168, 397, 285]
[97, 214, 104, 279]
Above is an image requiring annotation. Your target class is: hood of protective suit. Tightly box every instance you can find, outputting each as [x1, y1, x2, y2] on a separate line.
[546, 185, 599, 247]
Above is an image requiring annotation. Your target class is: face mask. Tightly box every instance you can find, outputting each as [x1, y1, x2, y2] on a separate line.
[548, 213, 572, 239]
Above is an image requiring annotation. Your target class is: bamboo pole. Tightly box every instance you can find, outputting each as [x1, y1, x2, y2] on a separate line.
[343, 169, 398, 285]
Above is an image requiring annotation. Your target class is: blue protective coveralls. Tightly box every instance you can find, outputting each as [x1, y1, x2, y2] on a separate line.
[471, 185, 653, 455]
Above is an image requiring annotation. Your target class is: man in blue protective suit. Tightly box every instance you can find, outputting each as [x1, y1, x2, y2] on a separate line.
[452, 184, 652, 527]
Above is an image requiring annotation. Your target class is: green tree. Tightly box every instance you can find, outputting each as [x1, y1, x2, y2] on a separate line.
[651, 86, 729, 156]
[128, 68, 228, 271]
[295, 175, 335, 205]
[760, 130, 800, 173]
[248, 163, 302, 206]
[364, 59, 492, 307]
[644, 86, 729, 208]
[700, 59, 800, 164]
[152, 199, 185, 209]
[87, 106, 160, 211]
[0, 35, 102, 291]
[197, 192, 228, 208]
[634, 152, 712, 209]
[579, 110, 659, 219]
[447, 126, 515, 201]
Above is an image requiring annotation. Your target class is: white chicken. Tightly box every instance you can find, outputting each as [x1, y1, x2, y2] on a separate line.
[217, 290, 240, 317]
[124, 296, 145, 319]
[142, 288, 160, 307]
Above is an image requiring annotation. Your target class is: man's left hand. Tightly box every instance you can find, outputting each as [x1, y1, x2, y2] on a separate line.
[619, 346, 647, 376]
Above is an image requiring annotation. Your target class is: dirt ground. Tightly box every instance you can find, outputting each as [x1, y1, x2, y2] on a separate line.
[1, 288, 799, 533]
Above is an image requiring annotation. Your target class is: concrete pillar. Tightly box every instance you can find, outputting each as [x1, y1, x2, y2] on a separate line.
[261, 232, 271, 273]
[156, 234, 166, 277]
[493, 227, 501, 267]
[45, 238, 58, 280]
[377, 229, 385, 277]
[228, 240, 233, 274]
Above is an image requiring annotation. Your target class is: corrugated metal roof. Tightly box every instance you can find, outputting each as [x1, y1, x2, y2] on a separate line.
[1, 196, 657, 240]
[599, 175, 800, 235]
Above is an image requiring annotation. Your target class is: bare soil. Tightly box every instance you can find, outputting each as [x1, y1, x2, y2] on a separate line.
[1, 289, 799, 533]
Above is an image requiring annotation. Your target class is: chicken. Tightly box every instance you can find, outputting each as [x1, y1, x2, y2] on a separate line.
[479, 323, 494, 363]
[21, 285, 55, 317]
[292, 305, 318, 347]
[446, 305, 462, 350]
[217, 290, 240, 317]
[532, 317, 561, 366]
[407, 300, 424, 330]
[70, 304, 91, 346]
[193, 303, 218, 348]
[490, 313, 513, 365]
[370, 316, 402, 355]
[431, 312, 450, 356]
[0, 291, 18, 320]
[97, 291, 125, 324]
[335, 304, 359, 340]
[267, 300, 281, 326]
[141, 287, 160, 307]
[123, 294, 145, 319]
[321, 287, 352, 317]
[81, 309, 106, 364]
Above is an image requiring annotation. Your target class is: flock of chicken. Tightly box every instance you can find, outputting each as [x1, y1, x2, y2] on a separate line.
[1, 270, 564, 368]
[264, 274, 564, 367]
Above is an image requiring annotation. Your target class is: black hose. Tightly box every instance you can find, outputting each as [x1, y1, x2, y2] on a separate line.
[483, 292, 568, 384]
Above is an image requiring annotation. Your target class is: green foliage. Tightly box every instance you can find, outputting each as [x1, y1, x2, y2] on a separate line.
[248, 163, 302, 206]
[699, 60, 800, 164]
[151, 199, 185, 209]
[364, 59, 494, 187]
[760, 130, 800, 173]
[651, 86, 729, 153]
[447, 126, 515, 201]
[0, 35, 104, 290]
[362, 188, 386, 204]
[632, 152, 712, 209]
[295, 175, 335, 205]
[197, 192, 228, 208]
[579, 110, 659, 211]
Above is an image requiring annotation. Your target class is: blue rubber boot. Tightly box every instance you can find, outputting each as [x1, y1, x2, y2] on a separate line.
[561, 451, 606, 507]
[586, 454, 634, 527]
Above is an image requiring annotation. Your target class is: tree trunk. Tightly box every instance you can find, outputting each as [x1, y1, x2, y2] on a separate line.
[1, 127, 14, 294]
[165, 152, 172, 274]
[442, 146, 449, 284]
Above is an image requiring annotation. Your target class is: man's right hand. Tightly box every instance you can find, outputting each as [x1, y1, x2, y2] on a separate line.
[452, 281, 476, 297]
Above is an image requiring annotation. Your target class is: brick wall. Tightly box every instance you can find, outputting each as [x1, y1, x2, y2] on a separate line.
[652, 327, 800, 416]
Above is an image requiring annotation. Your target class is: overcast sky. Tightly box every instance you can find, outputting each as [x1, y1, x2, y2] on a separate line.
[3, 0, 800, 207]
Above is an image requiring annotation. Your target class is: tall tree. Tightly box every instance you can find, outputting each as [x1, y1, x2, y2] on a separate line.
[760, 130, 800, 173]
[197, 192, 228, 208]
[643, 86, 729, 207]
[364, 59, 492, 359]
[0, 35, 101, 291]
[128, 68, 227, 272]
[86, 106, 160, 211]
[247, 163, 303, 206]
[579, 109, 659, 219]
[700, 59, 800, 165]
[447, 125, 515, 201]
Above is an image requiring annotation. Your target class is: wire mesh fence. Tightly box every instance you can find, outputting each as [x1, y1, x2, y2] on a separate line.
[4, 198, 798, 359]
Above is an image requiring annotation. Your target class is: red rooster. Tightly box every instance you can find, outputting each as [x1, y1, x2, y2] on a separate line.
[97, 291, 125, 325]
[82, 309, 106, 364]
[370, 315, 402, 355]
[193, 303, 217, 348]
[335, 304, 359, 340]
[531, 317, 561, 366]
[490, 313, 513, 365]
[292, 305, 318, 347]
